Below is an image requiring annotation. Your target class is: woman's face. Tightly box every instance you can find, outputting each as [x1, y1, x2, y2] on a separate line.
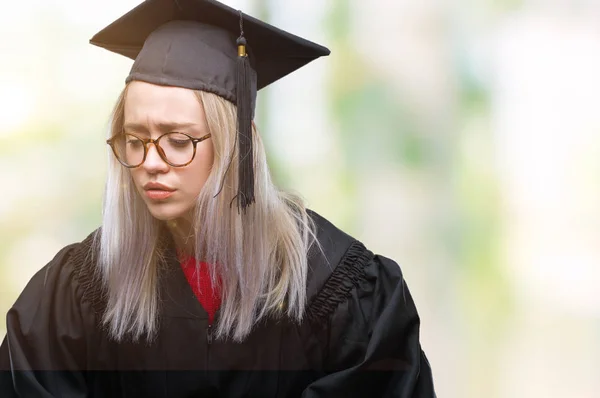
[124, 81, 214, 222]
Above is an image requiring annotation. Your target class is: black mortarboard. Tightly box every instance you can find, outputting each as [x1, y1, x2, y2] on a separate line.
[90, 0, 330, 212]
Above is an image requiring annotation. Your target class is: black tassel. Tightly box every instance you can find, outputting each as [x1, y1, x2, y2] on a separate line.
[236, 35, 255, 213]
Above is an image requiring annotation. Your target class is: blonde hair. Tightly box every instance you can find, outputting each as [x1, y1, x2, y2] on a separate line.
[97, 84, 319, 342]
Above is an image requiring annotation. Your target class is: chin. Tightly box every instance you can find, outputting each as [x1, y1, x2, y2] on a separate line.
[145, 203, 187, 221]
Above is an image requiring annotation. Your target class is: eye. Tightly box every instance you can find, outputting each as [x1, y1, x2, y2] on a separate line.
[166, 133, 192, 147]
[124, 134, 144, 148]
[169, 138, 189, 146]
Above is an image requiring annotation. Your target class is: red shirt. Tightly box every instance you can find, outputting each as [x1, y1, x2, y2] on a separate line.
[178, 253, 222, 324]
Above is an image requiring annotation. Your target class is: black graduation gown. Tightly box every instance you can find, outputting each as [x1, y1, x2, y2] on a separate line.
[0, 211, 435, 397]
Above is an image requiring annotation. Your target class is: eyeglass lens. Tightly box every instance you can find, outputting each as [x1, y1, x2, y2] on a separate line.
[112, 133, 194, 167]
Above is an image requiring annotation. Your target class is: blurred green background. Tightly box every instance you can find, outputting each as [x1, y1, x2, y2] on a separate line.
[2, 0, 600, 397]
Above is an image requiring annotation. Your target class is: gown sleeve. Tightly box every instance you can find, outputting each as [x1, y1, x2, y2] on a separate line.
[302, 252, 436, 398]
[0, 242, 93, 397]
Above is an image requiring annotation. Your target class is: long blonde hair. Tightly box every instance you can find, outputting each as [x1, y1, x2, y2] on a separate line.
[96, 84, 318, 342]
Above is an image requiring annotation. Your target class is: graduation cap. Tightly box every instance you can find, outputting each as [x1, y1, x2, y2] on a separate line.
[90, 0, 330, 212]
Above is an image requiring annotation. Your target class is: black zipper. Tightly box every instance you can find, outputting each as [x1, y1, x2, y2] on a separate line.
[205, 310, 220, 377]
[207, 323, 213, 345]
[205, 322, 212, 381]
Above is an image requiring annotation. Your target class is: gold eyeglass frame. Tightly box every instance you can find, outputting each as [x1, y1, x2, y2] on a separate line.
[106, 132, 212, 168]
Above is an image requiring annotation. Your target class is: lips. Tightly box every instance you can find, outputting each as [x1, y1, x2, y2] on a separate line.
[143, 182, 175, 191]
[143, 182, 176, 200]
[145, 190, 174, 200]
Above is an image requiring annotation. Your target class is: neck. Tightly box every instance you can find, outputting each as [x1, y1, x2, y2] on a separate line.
[165, 218, 196, 258]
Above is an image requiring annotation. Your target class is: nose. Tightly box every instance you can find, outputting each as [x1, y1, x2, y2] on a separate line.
[142, 142, 169, 173]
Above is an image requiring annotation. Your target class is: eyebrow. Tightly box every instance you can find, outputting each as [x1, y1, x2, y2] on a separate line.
[123, 121, 200, 133]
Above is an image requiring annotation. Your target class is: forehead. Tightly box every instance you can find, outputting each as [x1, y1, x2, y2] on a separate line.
[124, 81, 204, 123]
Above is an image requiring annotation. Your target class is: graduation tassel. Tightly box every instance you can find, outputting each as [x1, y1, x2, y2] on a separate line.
[236, 14, 255, 213]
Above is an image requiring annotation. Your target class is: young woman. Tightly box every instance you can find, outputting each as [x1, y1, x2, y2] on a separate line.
[0, 0, 435, 396]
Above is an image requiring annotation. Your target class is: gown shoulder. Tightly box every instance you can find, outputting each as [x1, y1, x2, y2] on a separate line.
[0, 230, 100, 397]
[304, 210, 436, 397]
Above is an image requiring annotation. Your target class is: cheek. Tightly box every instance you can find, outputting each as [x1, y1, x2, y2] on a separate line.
[129, 169, 144, 189]
[197, 142, 214, 174]
[183, 146, 214, 193]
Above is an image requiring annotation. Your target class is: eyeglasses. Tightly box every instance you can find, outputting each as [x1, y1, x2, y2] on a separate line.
[107, 132, 211, 168]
